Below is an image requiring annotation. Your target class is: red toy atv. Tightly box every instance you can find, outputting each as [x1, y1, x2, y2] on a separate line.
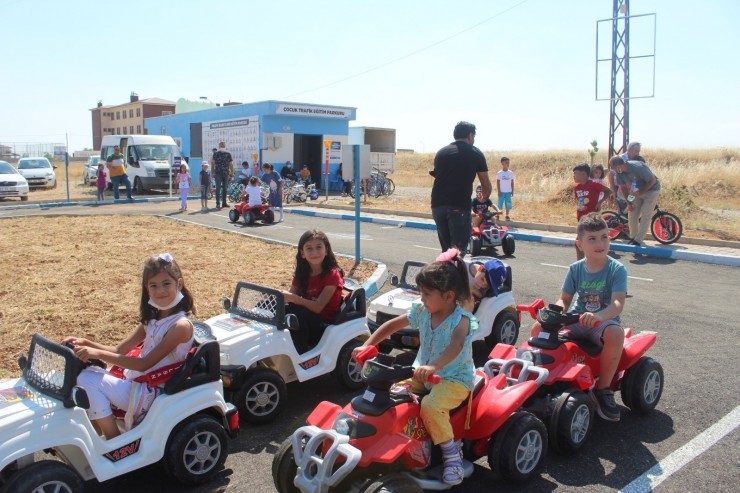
[470, 209, 515, 256]
[488, 299, 664, 454]
[272, 346, 550, 492]
[228, 189, 275, 226]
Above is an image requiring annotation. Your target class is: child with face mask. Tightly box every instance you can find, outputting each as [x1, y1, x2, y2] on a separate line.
[63, 253, 195, 439]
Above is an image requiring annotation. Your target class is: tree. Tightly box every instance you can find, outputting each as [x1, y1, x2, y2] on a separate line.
[588, 139, 599, 165]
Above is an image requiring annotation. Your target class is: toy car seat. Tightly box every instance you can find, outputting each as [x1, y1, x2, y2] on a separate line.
[333, 287, 367, 325]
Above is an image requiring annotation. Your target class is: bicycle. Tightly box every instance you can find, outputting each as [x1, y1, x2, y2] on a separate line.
[348, 168, 394, 199]
[601, 204, 683, 245]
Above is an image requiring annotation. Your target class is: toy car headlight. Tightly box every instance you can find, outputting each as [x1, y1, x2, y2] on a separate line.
[333, 416, 352, 435]
[518, 350, 535, 363]
[332, 412, 376, 439]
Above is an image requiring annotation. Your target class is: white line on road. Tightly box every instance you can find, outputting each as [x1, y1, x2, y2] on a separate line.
[415, 245, 440, 251]
[540, 263, 653, 282]
[618, 405, 740, 493]
[328, 232, 372, 240]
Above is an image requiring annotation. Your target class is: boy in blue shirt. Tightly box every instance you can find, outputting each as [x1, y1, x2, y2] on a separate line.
[530, 213, 627, 421]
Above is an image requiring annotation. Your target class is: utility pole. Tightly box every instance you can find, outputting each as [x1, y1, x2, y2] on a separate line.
[608, 0, 630, 158]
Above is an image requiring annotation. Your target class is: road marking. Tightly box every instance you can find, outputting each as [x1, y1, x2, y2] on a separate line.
[415, 245, 440, 251]
[540, 263, 653, 282]
[618, 405, 740, 493]
[328, 232, 372, 240]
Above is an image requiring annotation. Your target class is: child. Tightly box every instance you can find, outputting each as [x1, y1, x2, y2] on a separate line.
[281, 230, 344, 352]
[244, 176, 263, 207]
[95, 163, 107, 201]
[531, 213, 626, 422]
[353, 248, 477, 486]
[591, 164, 606, 184]
[468, 258, 507, 305]
[63, 253, 195, 439]
[573, 163, 612, 259]
[237, 161, 251, 185]
[471, 185, 498, 228]
[261, 163, 284, 222]
[199, 161, 211, 212]
[497, 157, 514, 221]
[176, 163, 191, 211]
[299, 164, 312, 185]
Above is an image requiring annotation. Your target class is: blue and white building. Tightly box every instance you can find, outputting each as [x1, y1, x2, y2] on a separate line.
[145, 100, 356, 188]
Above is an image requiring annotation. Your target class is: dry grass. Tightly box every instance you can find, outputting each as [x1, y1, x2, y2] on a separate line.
[0, 216, 376, 378]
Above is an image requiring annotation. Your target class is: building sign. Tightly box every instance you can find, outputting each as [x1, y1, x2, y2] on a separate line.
[202, 116, 260, 166]
[275, 104, 351, 119]
[53, 146, 67, 157]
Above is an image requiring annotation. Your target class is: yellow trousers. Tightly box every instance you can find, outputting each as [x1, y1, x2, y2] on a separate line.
[409, 378, 469, 445]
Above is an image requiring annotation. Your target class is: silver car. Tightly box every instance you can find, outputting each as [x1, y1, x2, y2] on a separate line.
[17, 157, 57, 189]
[84, 156, 101, 185]
[0, 161, 29, 201]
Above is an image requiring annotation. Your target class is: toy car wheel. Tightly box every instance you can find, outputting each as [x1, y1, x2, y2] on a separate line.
[1, 460, 84, 493]
[228, 209, 239, 223]
[242, 211, 255, 226]
[163, 415, 228, 485]
[264, 209, 275, 224]
[549, 390, 594, 454]
[621, 356, 664, 414]
[502, 235, 516, 255]
[469, 236, 482, 256]
[272, 437, 300, 493]
[236, 368, 287, 423]
[359, 473, 424, 492]
[488, 411, 547, 482]
[334, 340, 365, 389]
[486, 311, 520, 348]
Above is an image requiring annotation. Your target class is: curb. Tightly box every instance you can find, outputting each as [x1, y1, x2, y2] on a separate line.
[161, 214, 388, 298]
[0, 196, 181, 211]
[286, 207, 740, 267]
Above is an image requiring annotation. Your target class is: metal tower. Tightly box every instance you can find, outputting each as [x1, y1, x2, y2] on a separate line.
[608, 0, 630, 158]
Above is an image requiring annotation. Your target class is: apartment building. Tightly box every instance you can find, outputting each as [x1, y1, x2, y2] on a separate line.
[89, 93, 175, 150]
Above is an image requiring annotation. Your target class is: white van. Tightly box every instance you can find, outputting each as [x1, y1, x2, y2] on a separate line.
[100, 135, 185, 192]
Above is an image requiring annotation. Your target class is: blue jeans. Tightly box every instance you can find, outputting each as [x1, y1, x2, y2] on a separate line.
[214, 173, 229, 206]
[432, 206, 471, 254]
[110, 174, 132, 200]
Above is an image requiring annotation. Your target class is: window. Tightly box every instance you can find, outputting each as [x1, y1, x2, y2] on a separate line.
[116, 127, 120, 134]
[116, 111, 120, 120]
[129, 109, 133, 118]
[136, 125, 141, 133]
[162, 111, 172, 116]
[136, 108, 141, 117]
[130, 126, 134, 133]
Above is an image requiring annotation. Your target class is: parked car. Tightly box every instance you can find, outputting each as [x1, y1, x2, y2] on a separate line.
[0, 161, 29, 201]
[84, 156, 101, 185]
[16, 157, 57, 189]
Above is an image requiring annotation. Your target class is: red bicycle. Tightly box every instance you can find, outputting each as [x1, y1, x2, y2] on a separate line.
[601, 204, 683, 245]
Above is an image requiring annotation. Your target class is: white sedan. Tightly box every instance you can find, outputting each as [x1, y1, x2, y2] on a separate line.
[17, 157, 56, 189]
[0, 161, 29, 201]
[83, 156, 101, 185]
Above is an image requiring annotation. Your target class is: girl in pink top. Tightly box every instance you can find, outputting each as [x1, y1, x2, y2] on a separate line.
[95, 163, 107, 201]
[176, 164, 192, 211]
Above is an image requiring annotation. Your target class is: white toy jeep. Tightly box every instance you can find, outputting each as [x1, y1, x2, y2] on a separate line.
[203, 280, 370, 424]
[0, 332, 238, 493]
[366, 257, 520, 352]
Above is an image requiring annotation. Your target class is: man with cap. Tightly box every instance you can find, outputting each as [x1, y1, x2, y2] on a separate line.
[212, 141, 234, 209]
[431, 121, 492, 254]
[608, 155, 661, 246]
[106, 144, 133, 200]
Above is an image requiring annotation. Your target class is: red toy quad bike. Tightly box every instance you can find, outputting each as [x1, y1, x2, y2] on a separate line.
[228, 189, 275, 226]
[272, 346, 550, 492]
[469, 209, 515, 256]
[488, 299, 664, 454]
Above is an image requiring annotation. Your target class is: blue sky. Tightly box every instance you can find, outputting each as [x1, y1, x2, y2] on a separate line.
[1, 0, 738, 153]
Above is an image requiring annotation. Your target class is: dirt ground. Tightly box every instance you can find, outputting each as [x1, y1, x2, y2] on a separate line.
[0, 215, 376, 378]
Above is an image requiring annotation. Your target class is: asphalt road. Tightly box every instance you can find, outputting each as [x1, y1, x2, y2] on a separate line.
[4, 202, 739, 492]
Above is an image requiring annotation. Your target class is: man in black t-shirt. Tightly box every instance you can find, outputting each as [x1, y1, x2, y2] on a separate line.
[212, 141, 233, 209]
[431, 121, 492, 253]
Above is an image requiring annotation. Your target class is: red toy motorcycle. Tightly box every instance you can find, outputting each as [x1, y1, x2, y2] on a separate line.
[228, 189, 275, 226]
[272, 346, 550, 492]
[488, 299, 664, 454]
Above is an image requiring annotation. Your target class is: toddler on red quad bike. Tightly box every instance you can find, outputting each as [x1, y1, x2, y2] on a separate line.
[470, 208, 515, 256]
[273, 346, 549, 493]
[228, 176, 275, 226]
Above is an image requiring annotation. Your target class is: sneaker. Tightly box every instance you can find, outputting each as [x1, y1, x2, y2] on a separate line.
[591, 389, 620, 421]
[628, 239, 643, 247]
[505, 215, 511, 221]
[443, 462, 464, 486]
